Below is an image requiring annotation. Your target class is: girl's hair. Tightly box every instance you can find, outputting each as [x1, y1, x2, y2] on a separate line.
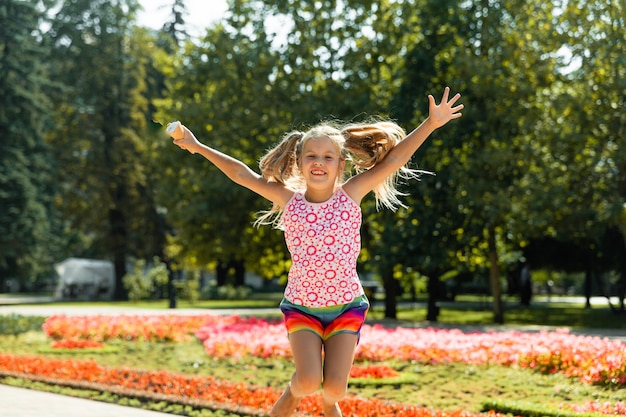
[256, 120, 427, 226]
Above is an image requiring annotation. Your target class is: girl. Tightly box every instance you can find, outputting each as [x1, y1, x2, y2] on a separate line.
[172, 87, 463, 417]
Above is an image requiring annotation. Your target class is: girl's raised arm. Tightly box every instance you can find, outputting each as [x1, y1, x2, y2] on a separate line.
[344, 87, 463, 203]
[172, 125, 293, 208]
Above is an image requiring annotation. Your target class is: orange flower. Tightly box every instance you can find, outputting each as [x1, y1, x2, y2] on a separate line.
[51, 339, 105, 349]
[0, 353, 497, 417]
[349, 364, 399, 379]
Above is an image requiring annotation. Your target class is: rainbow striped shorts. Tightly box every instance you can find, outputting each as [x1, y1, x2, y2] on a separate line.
[279, 295, 369, 342]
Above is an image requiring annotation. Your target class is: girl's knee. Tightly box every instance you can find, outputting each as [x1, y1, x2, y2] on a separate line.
[322, 379, 348, 403]
[292, 372, 322, 396]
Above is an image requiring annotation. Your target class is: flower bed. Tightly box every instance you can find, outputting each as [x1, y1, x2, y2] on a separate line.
[50, 339, 105, 349]
[195, 319, 626, 387]
[0, 353, 499, 417]
[565, 400, 626, 415]
[41, 314, 626, 387]
[42, 314, 214, 342]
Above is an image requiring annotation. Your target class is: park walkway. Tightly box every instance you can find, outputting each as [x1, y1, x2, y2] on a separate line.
[1, 295, 624, 341]
[0, 384, 175, 417]
[1, 296, 624, 416]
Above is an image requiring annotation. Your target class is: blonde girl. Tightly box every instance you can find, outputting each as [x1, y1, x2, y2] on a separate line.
[172, 87, 463, 417]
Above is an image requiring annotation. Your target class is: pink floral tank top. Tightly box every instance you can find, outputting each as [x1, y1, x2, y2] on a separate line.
[282, 188, 364, 308]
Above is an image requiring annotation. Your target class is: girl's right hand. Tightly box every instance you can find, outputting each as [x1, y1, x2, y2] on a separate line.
[173, 125, 201, 154]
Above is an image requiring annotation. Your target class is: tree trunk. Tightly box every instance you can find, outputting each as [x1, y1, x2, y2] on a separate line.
[426, 275, 440, 321]
[487, 226, 504, 324]
[110, 206, 128, 301]
[584, 267, 593, 309]
[216, 259, 229, 286]
[617, 244, 626, 314]
[232, 258, 245, 287]
[382, 265, 397, 319]
[166, 260, 177, 309]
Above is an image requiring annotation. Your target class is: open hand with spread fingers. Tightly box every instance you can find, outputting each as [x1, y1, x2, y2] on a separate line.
[427, 86, 464, 129]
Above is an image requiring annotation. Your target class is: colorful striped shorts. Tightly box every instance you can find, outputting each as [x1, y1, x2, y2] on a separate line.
[279, 295, 369, 342]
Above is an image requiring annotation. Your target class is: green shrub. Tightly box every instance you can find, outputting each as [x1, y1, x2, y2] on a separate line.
[174, 271, 201, 304]
[0, 314, 46, 336]
[122, 257, 169, 302]
[201, 283, 252, 300]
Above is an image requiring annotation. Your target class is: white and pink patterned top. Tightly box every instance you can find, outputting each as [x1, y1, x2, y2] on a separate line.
[282, 187, 364, 308]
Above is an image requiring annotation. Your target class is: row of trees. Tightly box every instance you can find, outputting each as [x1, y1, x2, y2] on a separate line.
[1, 0, 624, 322]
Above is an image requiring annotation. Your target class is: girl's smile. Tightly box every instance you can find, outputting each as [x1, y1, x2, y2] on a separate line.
[298, 136, 345, 201]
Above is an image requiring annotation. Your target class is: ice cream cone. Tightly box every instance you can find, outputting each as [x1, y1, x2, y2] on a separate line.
[166, 121, 185, 140]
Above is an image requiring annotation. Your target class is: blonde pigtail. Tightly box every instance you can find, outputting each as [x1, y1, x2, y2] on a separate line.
[343, 122, 404, 169]
[343, 122, 426, 211]
[259, 131, 303, 185]
[255, 131, 304, 227]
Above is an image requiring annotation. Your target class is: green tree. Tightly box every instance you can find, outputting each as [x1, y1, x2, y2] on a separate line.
[566, 0, 625, 311]
[362, 0, 472, 319]
[155, 0, 391, 281]
[434, 0, 561, 323]
[45, 0, 159, 299]
[0, 0, 60, 290]
[519, 0, 626, 309]
[132, 0, 196, 308]
[154, 9, 286, 280]
[161, 0, 189, 45]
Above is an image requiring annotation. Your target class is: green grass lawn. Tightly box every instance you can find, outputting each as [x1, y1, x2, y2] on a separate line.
[390, 302, 626, 329]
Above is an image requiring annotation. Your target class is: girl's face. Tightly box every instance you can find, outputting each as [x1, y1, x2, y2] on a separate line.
[298, 136, 345, 191]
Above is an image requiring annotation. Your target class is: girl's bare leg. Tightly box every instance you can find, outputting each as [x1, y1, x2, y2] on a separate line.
[269, 383, 300, 417]
[269, 331, 323, 417]
[320, 333, 358, 417]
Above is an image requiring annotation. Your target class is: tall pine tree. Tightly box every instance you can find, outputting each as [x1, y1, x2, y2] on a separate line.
[0, 0, 60, 291]
[45, 0, 153, 300]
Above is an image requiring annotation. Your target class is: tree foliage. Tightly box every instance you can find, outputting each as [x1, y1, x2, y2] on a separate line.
[0, 0, 60, 289]
[43, 0, 164, 299]
[4, 0, 624, 319]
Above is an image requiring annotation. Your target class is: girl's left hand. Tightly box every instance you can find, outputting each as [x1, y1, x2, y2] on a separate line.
[428, 87, 464, 128]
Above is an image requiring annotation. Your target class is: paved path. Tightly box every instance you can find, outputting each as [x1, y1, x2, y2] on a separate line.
[0, 384, 176, 417]
[0, 303, 279, 317]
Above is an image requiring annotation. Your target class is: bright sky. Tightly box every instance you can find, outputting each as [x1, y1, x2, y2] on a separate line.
[137, 0, 228, 37]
